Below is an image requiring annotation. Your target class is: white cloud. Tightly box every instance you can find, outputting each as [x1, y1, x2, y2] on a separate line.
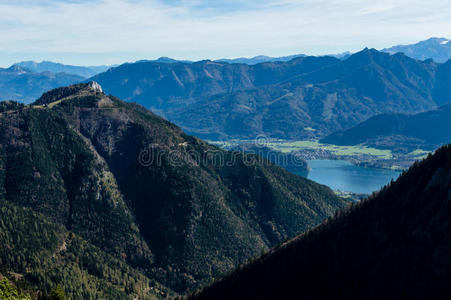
[0, 0, 451, 66]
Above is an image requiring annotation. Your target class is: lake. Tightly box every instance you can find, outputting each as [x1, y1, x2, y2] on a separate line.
[302, 160, 401, 194]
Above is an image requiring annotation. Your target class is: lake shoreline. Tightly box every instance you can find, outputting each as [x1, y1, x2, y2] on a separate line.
[301, 159, 402, 195]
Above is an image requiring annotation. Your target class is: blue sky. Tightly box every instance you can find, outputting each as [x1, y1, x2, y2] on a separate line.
[1, 0, 451, 67]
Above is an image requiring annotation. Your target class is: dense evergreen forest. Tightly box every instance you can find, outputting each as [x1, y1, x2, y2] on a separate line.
[0, 83, 345, 298]
[192, 145, 451, 299]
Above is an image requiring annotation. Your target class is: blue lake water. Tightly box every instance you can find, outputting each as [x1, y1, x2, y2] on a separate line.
[302, 160, 401, 194]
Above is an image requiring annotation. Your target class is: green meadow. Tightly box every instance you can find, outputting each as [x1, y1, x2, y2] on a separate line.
[209, 139, 394, 159]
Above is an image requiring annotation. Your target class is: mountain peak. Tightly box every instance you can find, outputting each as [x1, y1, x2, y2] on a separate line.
[7, 65, 31, 73]
[88, 81, 103, 93]
[345, 47, 387, 64]
[424, 37, 449, 43]
[382, 37, 451, 62]
[33, 82, 105, 106]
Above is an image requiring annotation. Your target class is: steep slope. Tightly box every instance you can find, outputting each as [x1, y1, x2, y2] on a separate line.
[12, 61, 111, 78]
[91, 49, 450, 140]
[0, 66, 83, 103]
[192, 145, 451, 299]
[0, 201, 165, 299]
[0, 83, 346, 296]
[383, 37, 451, 63]
[230, 144, 309, 175]
[434, 59, 451, 105]
[321, 103, 451, 151]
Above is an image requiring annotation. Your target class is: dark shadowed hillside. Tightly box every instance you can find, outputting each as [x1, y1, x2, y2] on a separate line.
[0, 83, 345, 298]
[192, 145, 451, 300]
[230, 144, 309, 175]
[91, 49, 451, 139]
[321, 103, 451, 151]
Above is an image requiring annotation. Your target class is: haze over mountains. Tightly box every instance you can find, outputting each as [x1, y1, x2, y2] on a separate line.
[217, 37, 451, 64]
[0, 65, 84, 103]
[13, 61, 111, 78]
[383, 37, 451, 63]
[1, 39, 450, 154]
[0, 62, 110, 103]
[216, 54, 308, 65]
[0, 83, 345, 298]
[91, 48, 451, 141]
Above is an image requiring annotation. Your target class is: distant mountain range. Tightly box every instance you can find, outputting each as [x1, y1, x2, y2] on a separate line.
[216, 52, 352, 64]
[91, 48, 451, 140]
[113, 36, 451, 66]
[215, 54, 307, 65]
[321, 103, 451, 151]
[0, 65, 83, 103]
[0, 83, 345, 298]
[215, 37, 451, 64]
[382, 37, 451, 63]
[13, 61, 112, 78]
[0, 61, 112, 103]
[3, 38, 451, 142]
[192, 145, 451, 299]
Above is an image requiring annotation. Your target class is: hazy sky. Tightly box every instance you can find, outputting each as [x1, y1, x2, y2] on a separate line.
[1, 0, 451, 67]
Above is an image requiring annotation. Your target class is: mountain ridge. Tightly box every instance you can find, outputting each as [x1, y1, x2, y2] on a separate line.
[13, 61, 112, 78]
[0, 66, 83, 103]
[383, 37, 451, 63]
[0, 83, 346, 297]
[157, 48, 446, 139]
[191, 144, 451, 299]
[321, 103, 451, 150]
[87, 48, 451, 140]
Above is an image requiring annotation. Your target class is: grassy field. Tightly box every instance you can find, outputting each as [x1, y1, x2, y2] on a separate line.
[209, 139, 394, 159]
[265, 140, 393, 159]
[407, 149, 430, 158]
[208, 139, 432, 171]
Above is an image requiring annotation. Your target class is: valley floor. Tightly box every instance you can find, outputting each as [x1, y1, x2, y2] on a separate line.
[209, 139, 431, 171]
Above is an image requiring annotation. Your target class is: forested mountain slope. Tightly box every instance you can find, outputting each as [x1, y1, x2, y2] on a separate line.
[321, 103, 451, 150]
[0, 83, 345, 298]
[192, 145, 451, 299]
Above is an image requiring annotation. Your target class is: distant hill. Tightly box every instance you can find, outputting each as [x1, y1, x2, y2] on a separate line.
[167, 48, 447, 139]
[91, 48, 451, 140]
[321, 103, 451, 151]
[215, 52, 352, 65]
[0, 83, 345, 298]
[135, 57, 194, 64]
[215, 54, 307, 65]
[192, 145, 451, 299]
[13, 61, 111, 78]
[382, 37, 451, 63]
[0, 65, 83, 103]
